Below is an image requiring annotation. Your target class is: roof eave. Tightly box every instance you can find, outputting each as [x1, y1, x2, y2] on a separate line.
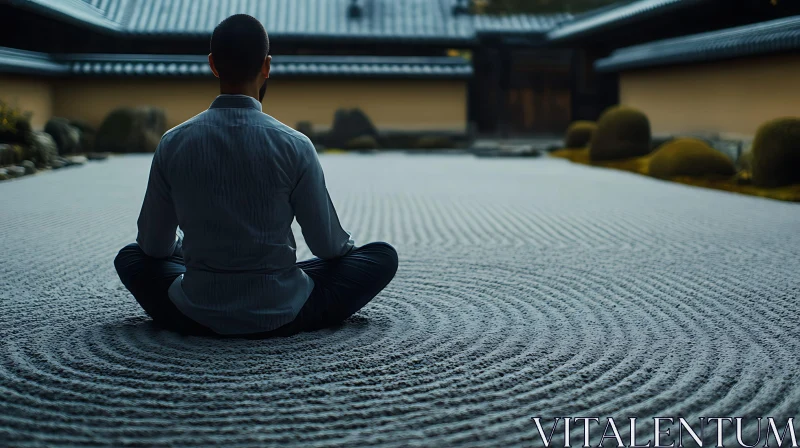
[8, 0, 123, 34]
[547, 0, 704, 44]
[595, 15, 800, 72]
[1, 48, 474, 79]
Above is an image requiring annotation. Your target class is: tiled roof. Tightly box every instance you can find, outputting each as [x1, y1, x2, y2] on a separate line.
[547, 0, 706, 42]
[595, 15, 800, 72]
[0, 47, 472, 79]
[0, 47, 70, 75]
[10, 0, 123, 32]
[10, 0, 570, 42]
[120, 0, 475, 41]
[473, 13, 573, 35]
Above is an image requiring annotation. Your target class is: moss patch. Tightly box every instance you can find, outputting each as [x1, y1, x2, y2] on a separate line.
[648, 138, 735, 179]
[550, 147, 800, 202]
[552, 148, 649, 175]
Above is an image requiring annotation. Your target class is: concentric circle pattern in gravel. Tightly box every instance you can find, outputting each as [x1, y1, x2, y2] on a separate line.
[1, 153, 799, 447]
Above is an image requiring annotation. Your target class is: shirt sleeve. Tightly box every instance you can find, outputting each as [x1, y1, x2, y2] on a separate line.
[290, 141, 355, 259]
[136, 145, 180, 258]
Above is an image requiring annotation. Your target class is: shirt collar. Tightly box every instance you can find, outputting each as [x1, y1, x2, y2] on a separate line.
[209, 94, 263, 111]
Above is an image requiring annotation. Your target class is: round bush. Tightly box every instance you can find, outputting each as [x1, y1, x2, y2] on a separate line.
[648, 138, 735, 179]
[751, 117, 800, 188]
[564, 121, 596, 149]
[589, 106, 651, 161]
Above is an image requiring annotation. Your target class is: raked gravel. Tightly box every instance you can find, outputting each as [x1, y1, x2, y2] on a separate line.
[1, 153, 799, 447]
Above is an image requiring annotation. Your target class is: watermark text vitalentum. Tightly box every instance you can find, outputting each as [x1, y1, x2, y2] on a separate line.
[530, 417, 798, 448]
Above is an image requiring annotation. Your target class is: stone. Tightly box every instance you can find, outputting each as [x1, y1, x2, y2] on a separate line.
[475, 147, 544, 158]
[95, 107, 167, 153]
[70, 120, 97, 153]
[327, 108, 377, 148]
[44, 118, 81, 155]
[50, 158, 66, 169]
[68, 156, 88, 165]
[87, 152, 110, 161]
[28, 132, 58, 167]
[0, 168, 8, 180]
[0, 144, 21, 166]
[7, 165, 25, 177]
[21, 160, 36, 175]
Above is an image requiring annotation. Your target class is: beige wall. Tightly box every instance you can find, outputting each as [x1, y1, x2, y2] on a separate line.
[51, 78, 467, 132]
[619, 54, 800, 140]
[0, 76, 54, 130]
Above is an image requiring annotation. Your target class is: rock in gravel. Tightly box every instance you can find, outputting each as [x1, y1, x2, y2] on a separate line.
[87, 152, 110, 161]
[0, 168, 8, 180]
[50, 157, 67, 169]
[44, 117, 82, 155]
[68, 156, 88, 165]
[95, 107, 167, 153]
[327, 108, 378, 148]
[7, 166, 26, 177]
[21, 160, 36, 174]
[29, 131, 58, 167]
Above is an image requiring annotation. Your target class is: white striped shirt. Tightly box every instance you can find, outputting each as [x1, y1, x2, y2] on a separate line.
[136, 95, 354, 335]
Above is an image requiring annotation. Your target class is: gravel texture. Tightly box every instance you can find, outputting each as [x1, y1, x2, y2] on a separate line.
[1, 153, 799, 447]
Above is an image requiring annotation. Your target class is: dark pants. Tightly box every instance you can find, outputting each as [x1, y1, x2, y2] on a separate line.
[114, 242, 398, 338]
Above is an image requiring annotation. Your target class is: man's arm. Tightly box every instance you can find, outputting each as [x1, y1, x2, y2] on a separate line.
[136, 146, 180, 258]
[290, 142, 354, 259]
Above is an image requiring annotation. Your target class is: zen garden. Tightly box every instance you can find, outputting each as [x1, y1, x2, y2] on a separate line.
[1, 0, 799, 446]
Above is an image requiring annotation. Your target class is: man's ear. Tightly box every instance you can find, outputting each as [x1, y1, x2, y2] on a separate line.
[208, 54, 220, 78]
[262, 55, 272, 79]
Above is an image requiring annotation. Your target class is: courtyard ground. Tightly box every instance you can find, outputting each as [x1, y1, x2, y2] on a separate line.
[1, 153, 799, 447]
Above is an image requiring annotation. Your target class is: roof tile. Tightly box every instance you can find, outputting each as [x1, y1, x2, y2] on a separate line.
[595, 15, 800, 72]
[0, 47, 473, 78]
[14, 0, 570, 41]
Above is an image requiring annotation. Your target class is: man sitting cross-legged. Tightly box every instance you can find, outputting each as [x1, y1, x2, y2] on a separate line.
[114, 14, 398, 338]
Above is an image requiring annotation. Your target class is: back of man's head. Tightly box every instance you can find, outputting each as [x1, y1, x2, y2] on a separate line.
[210, 14, 269, 84]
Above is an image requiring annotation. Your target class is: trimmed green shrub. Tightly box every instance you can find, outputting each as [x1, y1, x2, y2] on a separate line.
[564, 121, 596, 149]
[0, 100, 33, 146]
[648, 138, 735, 179]
[751, 117, 800, 188]
[589, 106, 651, 161]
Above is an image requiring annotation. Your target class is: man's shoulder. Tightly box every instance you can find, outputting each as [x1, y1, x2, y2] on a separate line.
[159, 111, 208, 144]
[157, 110, 314, 158]
[260, 115, 314, 149]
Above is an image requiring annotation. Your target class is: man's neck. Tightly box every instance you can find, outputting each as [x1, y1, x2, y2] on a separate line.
[219, 84, 259, 102]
